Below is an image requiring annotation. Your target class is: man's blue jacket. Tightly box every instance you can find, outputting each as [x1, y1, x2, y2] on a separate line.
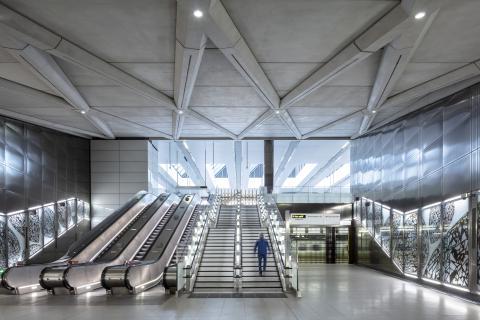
[254, 238, 269, 256]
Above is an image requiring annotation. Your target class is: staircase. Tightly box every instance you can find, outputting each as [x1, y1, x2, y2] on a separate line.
[193, 205, 236, 292]
[240, 205, 283, 293]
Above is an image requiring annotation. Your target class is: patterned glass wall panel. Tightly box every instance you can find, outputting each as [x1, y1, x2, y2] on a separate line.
[43, 205, 55, 246]
[381, 206, 391, 255]
[391, 210, 403, 270]
[421, 204, 442, 281]
[374, 203, 382, 242]
[404, 210, 418, 275]
[7, 213, 26, 267]
[77, 200, 85, 222]
[0, 215, 6, 267]
[442, 198, 469, 286]
[57, 202, 67, 236]
[28, 209, 42, 257]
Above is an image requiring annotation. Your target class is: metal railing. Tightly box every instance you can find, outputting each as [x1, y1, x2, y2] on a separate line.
[178, 195, 220, 292]
[272, 186, 351, 204]
[257, 191, 298, 293]
[0, 198, 90, 268]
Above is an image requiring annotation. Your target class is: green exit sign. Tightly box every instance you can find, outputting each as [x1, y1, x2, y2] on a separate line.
[0, 267, 5, 276]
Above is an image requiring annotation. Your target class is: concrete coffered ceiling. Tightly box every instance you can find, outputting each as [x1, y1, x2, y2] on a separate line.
[0, 0, 479, 140]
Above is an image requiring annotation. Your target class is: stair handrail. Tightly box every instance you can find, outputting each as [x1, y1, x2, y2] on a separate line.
[180, 195, 219, 292]
[257, 192, 288, 291]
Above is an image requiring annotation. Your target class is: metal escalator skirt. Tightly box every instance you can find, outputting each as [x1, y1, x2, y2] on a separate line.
[0, 191, 152, 295]
[102, 194, 198, 293]
[38, 194, 178, 294]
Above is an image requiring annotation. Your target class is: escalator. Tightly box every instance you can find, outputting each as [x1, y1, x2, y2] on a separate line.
[102, 194, 199, 294]
[38, 193, 179, 294]
[0, 191, 156, 294]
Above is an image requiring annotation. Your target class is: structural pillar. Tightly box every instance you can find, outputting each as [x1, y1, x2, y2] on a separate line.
[264, 140, 274, 193]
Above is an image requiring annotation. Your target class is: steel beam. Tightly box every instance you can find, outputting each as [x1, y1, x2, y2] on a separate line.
[302, 110, 364, 139]
[175, 141, 208, 188]
[298, 144, 349, 189]
[0, 4, 176, 109]
[7, 45, 115, 138]
[274, 141, 300, 188]
[174, 0, 207, 139]
[187, 109, 237, 140]
[0, 107, 100, 139]
[237, 109, 275, 139]
[234, 141, 242, 190]
[280, 4, 411, 108]
[358, 10, 439, 134]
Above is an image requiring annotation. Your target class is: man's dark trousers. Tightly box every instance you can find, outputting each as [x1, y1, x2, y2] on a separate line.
[258, 253, 267, 273]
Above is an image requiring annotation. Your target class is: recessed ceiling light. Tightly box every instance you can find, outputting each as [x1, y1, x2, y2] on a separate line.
[275, 110, 280, 114]
[415, 11, 426, 20]
[80, 110, 86, 114]
[372, 110, 377, 114]
[178, 110, 184, 114]
[193, 10, 203, 18]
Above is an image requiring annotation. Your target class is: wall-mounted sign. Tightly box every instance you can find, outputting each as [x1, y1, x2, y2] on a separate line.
[289, 212, 341, 226]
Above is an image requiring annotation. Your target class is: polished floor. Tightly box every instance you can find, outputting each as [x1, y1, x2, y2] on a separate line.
[1, 265, 479, 320]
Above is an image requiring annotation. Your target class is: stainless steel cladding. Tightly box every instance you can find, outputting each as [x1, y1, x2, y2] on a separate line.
[102, 194, 199, 294]
[351, 83, 480, 211]
[1, 191, 155, 294]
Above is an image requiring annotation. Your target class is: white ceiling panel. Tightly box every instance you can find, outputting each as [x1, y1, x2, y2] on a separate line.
[191, 106, 269, 135]
[2, 0, 176, 62]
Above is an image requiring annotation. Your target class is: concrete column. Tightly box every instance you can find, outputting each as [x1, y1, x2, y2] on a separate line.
[264, 140, 274, 193]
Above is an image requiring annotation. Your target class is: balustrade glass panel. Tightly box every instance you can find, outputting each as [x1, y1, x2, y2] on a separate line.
[374, 203, 382, 243]
[381, 206, 391, 255]
[361, 198, 367, 227]
[67, 199, 76, 228]
[366, 202, 373, 234]
[57, 202, 67, 235]
[404, 210, 418, 275]
[442, 198, 469, 287]
[421, 204, 442, 281]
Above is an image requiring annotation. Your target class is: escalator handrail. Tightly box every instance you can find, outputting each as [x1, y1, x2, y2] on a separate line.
[93, 194, 169, 262]
[62, 191, 148, 260]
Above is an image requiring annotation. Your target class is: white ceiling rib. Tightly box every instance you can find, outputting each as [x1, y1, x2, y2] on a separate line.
[0, 0, 478, 140]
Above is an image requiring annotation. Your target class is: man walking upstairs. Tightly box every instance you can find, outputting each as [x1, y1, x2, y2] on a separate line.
[254, 233, 269, 276]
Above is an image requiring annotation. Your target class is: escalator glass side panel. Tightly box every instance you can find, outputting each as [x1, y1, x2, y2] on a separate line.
[141, 196, 193, 262]
[63, 191, 147, 259]
[94, 194, 169, 263]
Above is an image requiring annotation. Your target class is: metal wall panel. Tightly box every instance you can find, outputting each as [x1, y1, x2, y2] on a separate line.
[0, 116, 91, 211]
[352, 83, 480, 212]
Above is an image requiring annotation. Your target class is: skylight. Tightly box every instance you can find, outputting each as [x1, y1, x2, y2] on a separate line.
[282, 163, 317, 187]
